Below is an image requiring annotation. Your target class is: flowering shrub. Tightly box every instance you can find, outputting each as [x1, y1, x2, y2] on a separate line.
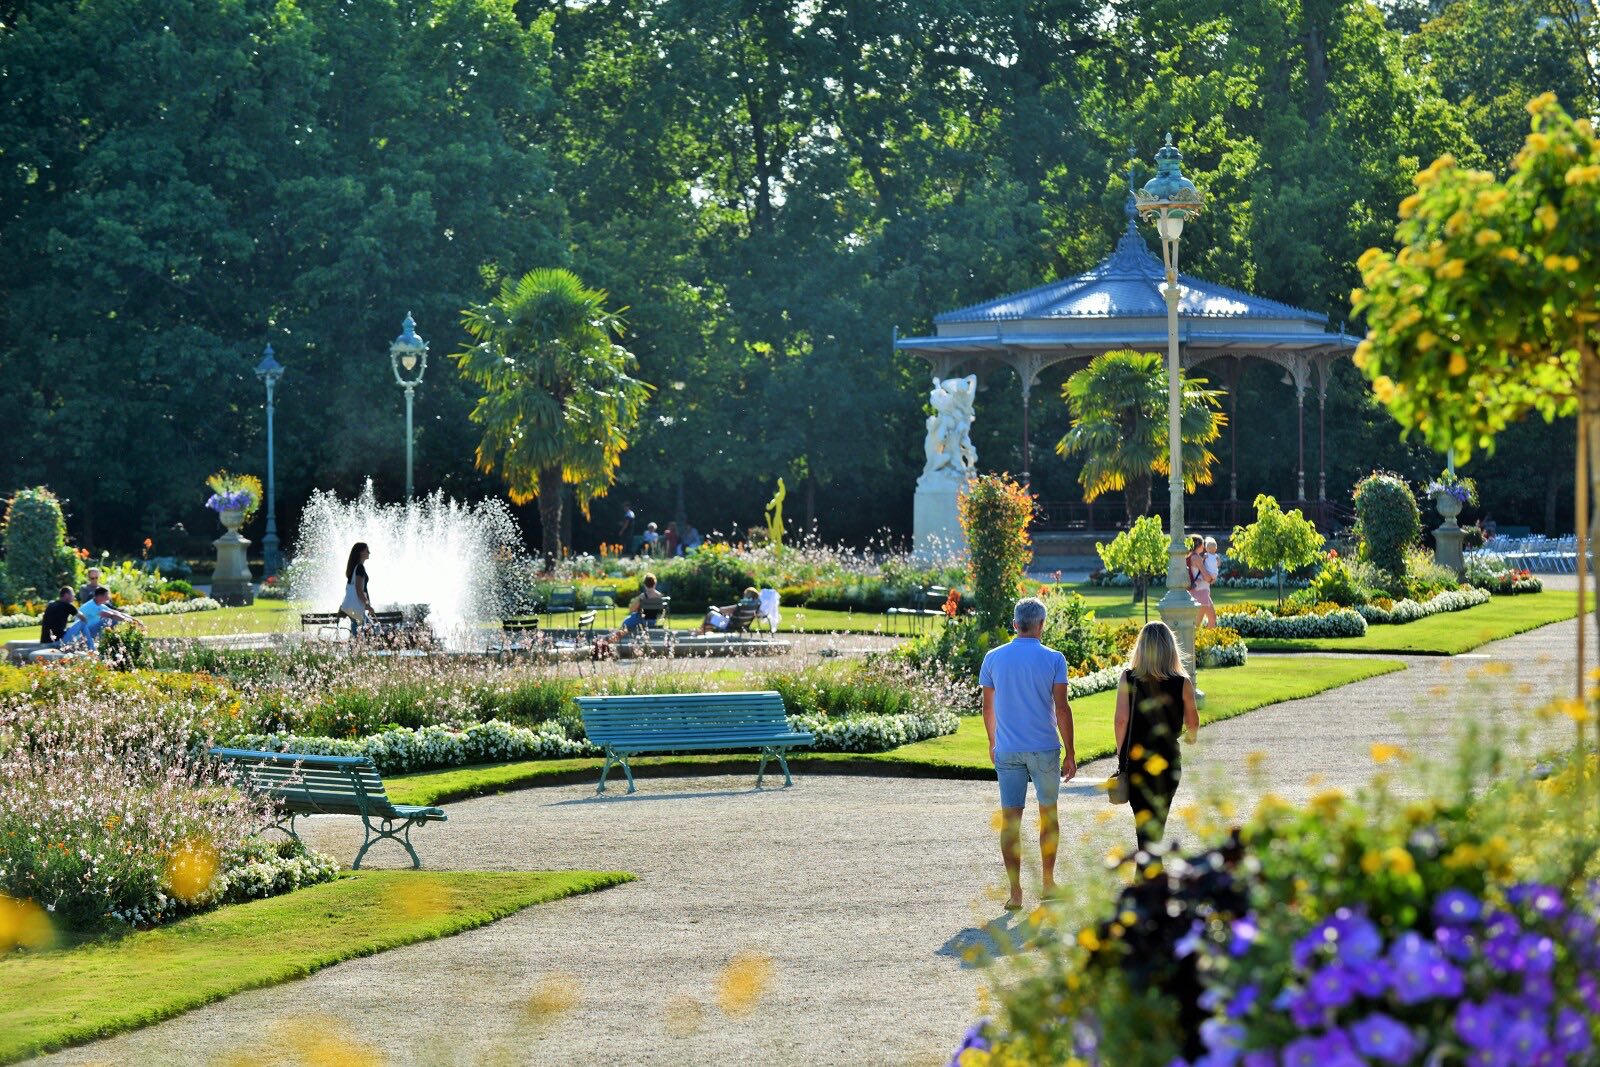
[1356, 586, 1489, 624]
[961, 474, 1036, 631]
[955, 735, 1600, 1067]
[0, 596, 220, 632]
[1465, 555, 1545, 595]
[205, 471, 263, 522]
[0, 663, 323, 928]
[236, 719, 592, 774]
[1424, 470, 1478, 506]
[1218, 605, 1369, 639]
[1197, 627, 1248, 668]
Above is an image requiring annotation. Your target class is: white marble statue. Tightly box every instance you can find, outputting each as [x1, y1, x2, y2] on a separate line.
[919, 374, 977, 486]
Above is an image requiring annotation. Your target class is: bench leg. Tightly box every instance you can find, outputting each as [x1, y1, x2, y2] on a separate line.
[756, 747, 794, 789]
[597, 749, 637, 795]
[354, 815, 423, 870]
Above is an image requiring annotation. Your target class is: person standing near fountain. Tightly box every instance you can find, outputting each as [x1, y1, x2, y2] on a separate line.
[340, 542, 375, 636]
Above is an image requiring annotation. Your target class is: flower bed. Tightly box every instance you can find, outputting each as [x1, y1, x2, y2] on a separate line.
[1217, 605, 1369, 639]
[0, 664, 333, 929]
[0, 596, 221, 631]
[235, 707, 961, 773]
[1465, 555, 1546, 595]
[1197, 626, 1248, 668]
[1355, 585, 1489, 624]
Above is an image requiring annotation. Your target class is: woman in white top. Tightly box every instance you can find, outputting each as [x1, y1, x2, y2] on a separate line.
[340, 542, 374, 636]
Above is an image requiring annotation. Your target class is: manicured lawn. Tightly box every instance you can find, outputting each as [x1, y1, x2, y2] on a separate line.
[386, 656, 1404, 805]
[0, 600, 296, 639]
[1061, 582, 1270, 622]
[1247, 591, 1580, 654]
[0, 869, 631, 1064]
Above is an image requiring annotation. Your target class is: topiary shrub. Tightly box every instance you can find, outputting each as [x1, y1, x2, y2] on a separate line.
[1352, 472, 1420, 577]
[959, 474, 1035, 632]
[1, 487, 78, 599]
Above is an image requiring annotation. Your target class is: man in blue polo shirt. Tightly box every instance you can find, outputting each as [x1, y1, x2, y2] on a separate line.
[979, 596, 1076, 910]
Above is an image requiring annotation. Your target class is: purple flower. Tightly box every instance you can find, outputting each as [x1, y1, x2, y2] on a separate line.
[1229, 916, 1260, 957]
[1435, 924, 1474, 961]
[1308, 966, 1360, 1011]
[1509, 883, 1567, 920]
[1388, 932, 1464, 1004]
[1241, 1053, 1276, 1067]
[1293, 908, 1381, 968]
[1520, 933, 1557, 975]
[1579, 973, 1600, 1013]
[1523, 971, 1556, 1005]
[1177, 920, 1206, 959]
[1557, 1006, 1592, 1056]
[1227, 984, 1261, 1018]
[1456, 1000, 1502, 1049]
[1506, 1016, 1551, 1059]
[1435, 888, 1483, 926]
[949, 1019, 989, 1065]
[1351, 1012, 1417, 1065]
[1202, 1018, 1247, 1054]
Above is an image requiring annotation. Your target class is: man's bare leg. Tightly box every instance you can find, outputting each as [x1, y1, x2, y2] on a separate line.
[1000, 807, 1024, 909]
[1039, 803, 1060, 896]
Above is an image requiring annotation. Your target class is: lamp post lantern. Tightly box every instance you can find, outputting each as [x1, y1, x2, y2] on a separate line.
[1135, 134, 1206, 683]
[389, 312, 428, 500]
[254, 343, 285, 577]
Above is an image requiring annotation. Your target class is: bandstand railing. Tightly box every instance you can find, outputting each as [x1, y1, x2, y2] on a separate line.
[1032, 499, 1353, 535]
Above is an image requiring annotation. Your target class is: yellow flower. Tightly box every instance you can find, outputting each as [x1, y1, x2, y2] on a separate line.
[1398, 193, 1422, 218]
[1372, 376, 1396, 402]
[716, 951, 775, 1016]
[1370, 743, 1409, 764]
[1527, 132, 1551, 153]
[1309, 788, 1346, 817]
[1497, 247, 1523, 263]
[1566, 164, 1600, 186]
[1527, 91, 1558, 114]
[1537, 204, 1559, 231]
[1474, 188, 1508, 213]
[1415, 330, 1438, 352]
[1474, 229, 1501, 246]
[1350, 287, 1366, 306]
[1546, 254, 1568, 272]
[1448, 352, 1469, 376]
[1078, 927, 1102, 952]
[1144, 754, 1170, 776]
[1353, 340, 1372, 370]
[1384, 846, 1417, 876]
[1445, 209, 1471, 236]
[1437, 259, 1466, 280]
[1358, 247, 1387, 272]
[1565, 255, 1581, 272]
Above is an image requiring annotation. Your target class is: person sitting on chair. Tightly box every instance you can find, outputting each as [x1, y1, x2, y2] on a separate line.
[60, 586, 143, 651]
[610, 574, 666, 640]
[698, 587, 760, 634]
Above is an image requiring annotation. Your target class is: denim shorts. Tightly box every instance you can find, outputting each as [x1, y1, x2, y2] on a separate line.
[995, 749, 1061, 808]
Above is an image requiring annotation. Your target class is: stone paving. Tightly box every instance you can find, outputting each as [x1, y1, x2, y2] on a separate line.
[39, 614, 1588, 1067]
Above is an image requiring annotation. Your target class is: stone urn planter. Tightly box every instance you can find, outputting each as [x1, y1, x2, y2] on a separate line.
[1432, 490, 1465, 576]
[211, 508, 255, 606]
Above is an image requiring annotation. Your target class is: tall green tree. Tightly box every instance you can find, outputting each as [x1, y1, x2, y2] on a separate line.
[455, 268, 652, 565]
[1057, 351, 1227, 525]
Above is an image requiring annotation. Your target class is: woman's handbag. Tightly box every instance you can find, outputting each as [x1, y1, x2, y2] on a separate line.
[1106, 673, 1132, 806]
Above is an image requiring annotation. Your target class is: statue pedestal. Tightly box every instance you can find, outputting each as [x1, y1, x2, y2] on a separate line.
[1432, 492, 1465, 576]
[913, 479, 969, 562]
[211, 509, 255, 606]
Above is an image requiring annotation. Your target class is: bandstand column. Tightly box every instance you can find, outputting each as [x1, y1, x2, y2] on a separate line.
[1317, 359, 1328, 501]
[1296, 377, 1307, 502]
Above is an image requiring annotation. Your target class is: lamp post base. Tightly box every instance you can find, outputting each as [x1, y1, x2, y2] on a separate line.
[1158, 586, 1205, 708]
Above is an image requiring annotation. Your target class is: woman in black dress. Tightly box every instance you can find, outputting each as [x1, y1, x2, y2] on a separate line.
[1114, 621, 1201, 848]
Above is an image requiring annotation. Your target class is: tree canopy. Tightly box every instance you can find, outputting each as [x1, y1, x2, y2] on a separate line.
[0, 0, 1590, 552]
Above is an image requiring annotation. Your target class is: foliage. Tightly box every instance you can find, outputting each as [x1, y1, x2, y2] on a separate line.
[1096, 515, 1170, 620]
[204, 471, 262, 523]
[455, 268, 652, 563]
[2, 487, 77, 600]
[1228, 495, 1328, 605]
[900, 618, 1011, 685]
[1218, 605, 1370, 639]
[1302, 552, 1371, 607]
[1196, 626, 1248, 669]
[961, 728, 1600, 1066]
[1464, 555, 1545, 594]
[0, 664, 282, 929]
[1040, 591, 1122, 676]
[959, 474, 1035, 632]
[649, 544, 758, 612]
[1057, 351, 1226, 524]
[1352, 95, 1600, 460]
[1353, 473, 1422, 577]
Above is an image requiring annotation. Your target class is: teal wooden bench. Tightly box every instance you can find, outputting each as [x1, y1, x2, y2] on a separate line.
[573, 691, 814, 794]
[210, 746, 447, 869]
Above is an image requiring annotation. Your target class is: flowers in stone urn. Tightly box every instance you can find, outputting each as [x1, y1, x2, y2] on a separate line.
[1423, 470, 1478, 507]
[204, 471, 263, 524]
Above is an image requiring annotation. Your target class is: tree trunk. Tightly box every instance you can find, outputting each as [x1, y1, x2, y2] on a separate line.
[1126, 473, 1152, 526]
[537, 466, 563, 572]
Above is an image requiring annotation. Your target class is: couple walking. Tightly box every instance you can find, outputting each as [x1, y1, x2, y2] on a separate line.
[980, 596, 1199, 910]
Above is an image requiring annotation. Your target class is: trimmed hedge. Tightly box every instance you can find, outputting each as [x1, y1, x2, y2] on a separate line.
[1217, 605, 1368, 639]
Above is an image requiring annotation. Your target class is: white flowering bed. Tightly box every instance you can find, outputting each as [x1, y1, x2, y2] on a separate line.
[1217, 607, 1368, 639]
[788, 710, 958, 752]
[235, 719, 590, 775]
[1356, 586, 1490, 624]
[1069, 665, 1124, 699]
[1213, 575, 1310, 590]
[0, 596, 221, 630]
[1199, 639, 1249, 668]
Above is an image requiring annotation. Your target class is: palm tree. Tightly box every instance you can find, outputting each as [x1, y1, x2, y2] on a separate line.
[455, 268, 652, 567]
[1056, 350, 1226, 525]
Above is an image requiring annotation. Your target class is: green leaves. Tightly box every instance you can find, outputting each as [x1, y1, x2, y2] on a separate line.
[1229, 494, 1326, 604]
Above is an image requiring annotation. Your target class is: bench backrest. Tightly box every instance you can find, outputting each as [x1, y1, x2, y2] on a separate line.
[301, 612, 342, 625]
[547, 588, 577, 610]
[502, 617, 541, 632]
[575, 691, 789, 743]
[371, 610, 405, 625]
[209, 746, 392, 814]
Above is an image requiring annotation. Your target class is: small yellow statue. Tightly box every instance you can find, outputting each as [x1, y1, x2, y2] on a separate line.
[764, 478, 787, 551]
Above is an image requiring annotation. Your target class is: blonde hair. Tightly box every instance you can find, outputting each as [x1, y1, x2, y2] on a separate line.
[1130, 621, 1188, 681]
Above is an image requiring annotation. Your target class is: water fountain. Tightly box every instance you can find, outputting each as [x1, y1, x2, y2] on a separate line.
[286, 481, 534, 648]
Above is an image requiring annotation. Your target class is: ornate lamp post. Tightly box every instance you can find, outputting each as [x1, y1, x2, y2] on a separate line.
[1135, 134, 1206, 681]
[254, 344, 285, 577]
[389, 312, 428, 500]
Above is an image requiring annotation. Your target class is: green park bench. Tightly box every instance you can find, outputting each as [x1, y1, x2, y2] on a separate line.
[209, 746, 447, 869]
[573, 691, 814, 795]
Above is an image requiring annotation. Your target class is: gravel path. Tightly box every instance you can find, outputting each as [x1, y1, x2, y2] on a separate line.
[40, 616, 1587, 1066]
